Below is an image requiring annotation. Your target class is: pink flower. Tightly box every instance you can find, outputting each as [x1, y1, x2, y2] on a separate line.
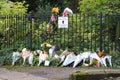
[50, 14, 56, 22]
[62, 10, 68, 17]
[62, 7, 73, 17]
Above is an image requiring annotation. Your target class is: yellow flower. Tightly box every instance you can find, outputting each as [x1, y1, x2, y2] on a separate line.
[41, 42, 52, 47]
[43, 42, 48, 45]
[52, 7, 59, 14]
[60, 49, 63, 52]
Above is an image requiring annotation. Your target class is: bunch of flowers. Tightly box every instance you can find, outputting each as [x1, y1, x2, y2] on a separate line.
[50, 7, 59, 22]
[48, 7, 73, 33]
[47, 7, 59, 33]
[62, 7, 73, 17]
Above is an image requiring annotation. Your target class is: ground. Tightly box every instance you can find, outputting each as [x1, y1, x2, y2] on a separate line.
[0, 66, 120, 80]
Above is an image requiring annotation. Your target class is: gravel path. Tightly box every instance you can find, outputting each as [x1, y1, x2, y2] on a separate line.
[0, 66, 120, 80]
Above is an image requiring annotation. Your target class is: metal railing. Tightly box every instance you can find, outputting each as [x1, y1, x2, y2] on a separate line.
[0, 13, 120, 53]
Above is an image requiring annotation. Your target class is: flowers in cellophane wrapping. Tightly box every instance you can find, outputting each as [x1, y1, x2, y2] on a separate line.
[48, 7, 59, 33]
[48, 7, 73, 33]
[62, 7, 73, 17]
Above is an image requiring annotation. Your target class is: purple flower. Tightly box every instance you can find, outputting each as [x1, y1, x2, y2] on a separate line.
[54, 46, 60, 52]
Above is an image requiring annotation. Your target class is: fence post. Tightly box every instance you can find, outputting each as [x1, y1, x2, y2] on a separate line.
[100, 12, 102, 52]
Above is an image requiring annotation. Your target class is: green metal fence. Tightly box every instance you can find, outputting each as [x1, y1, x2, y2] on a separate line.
[0, 13, 120, 53]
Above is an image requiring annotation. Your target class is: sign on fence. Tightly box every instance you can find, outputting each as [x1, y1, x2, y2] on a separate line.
[58, 17, 68, 28]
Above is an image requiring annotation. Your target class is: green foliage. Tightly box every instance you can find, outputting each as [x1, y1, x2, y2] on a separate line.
[68, 14, 100, 51]
[36, 0, 68, 13]
[0, 0, 29, 51]
[78, 0, 120, 52]
[35, 0, 69, 24]
[36, 5, 52, 19]
[111, 49, 120, 67]
[0, 0, 28, 15]
[0, 15, 30, 50]
[79, 0, 120, 14]
[0, 48, 13, 66]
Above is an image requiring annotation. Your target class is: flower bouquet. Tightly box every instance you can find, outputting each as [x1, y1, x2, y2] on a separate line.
[47, 7, 73, 33]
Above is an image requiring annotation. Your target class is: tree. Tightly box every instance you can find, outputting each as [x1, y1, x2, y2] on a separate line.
[35, 0, 69, 15]
[67, 0, 79, 13]
[79, 0, 120, 14]
[0, 0, 28, 15]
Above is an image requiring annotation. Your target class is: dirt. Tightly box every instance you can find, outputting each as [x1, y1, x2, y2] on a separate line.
[0, 66, 120, 80]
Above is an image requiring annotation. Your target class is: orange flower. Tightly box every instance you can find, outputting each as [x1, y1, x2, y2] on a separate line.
[52, 7, 59, 14]
[98, 51, 104, 57]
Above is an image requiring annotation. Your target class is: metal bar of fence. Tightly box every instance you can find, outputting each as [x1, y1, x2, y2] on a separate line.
[83, 13, 85, 51]
[103, 14, 106, 52]
[79, 13, 81, 51]
[71, 14, 74, 49]
[100, 12, 103, 52]
[6, 15, 8, 48]
[90, 16, 92, 51]
[14, 15, 16, 49]
[107, 15, 110, 52]
[24, 14, 27, 48]
[119, 19, 120, 50]
[7, 15, 9, 49]
[22, 14, 24, 47]
[118, 21, 120, 49]
[116, 15, 120, 50]
[7, 15, 9, 48]
[86, 14, 89, 50]
[16, 15, 18, 48]
[29, 13, 32, 50]
[68, 15, 70, 49]
[75, 14, 78, 51]
[79, 13, 82, 52]
[24, 15, 27, 48]
[37, 19, 40, 49]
